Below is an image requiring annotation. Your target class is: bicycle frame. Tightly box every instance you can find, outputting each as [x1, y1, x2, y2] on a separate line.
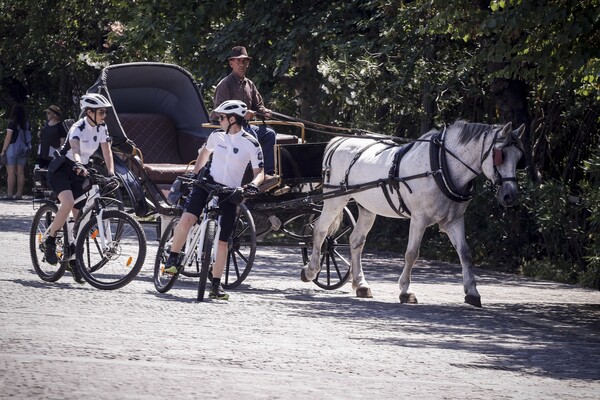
[180, 195, 222, 269]
[41, 176, 120, 259]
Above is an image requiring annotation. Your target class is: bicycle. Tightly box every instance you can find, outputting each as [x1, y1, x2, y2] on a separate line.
[153, 176, 255, 301]
[30, 168, 147, 290]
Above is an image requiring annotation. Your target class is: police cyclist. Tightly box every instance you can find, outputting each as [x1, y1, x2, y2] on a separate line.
[163, 100, 264, 300]
[44, 93, 115, 273]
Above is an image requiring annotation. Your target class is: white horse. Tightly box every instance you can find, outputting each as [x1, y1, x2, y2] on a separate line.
[301, 121, 525, 307]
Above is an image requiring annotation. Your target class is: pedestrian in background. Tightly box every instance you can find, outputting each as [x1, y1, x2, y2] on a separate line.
[1, 104, 31, 200]
[36, 105, 67, 169]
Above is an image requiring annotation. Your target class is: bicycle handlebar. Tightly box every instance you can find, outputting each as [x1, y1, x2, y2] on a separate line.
[87, 168, 121, 195]
[178, 175, 253, 203]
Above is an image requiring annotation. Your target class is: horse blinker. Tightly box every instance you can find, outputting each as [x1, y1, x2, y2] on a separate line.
[493, 149, 504, 166]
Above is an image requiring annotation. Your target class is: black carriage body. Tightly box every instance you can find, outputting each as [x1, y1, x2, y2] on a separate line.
[86, 62, 214, 216]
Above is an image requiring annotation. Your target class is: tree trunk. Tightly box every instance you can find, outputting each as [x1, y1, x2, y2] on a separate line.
[491, 78, 536, 181]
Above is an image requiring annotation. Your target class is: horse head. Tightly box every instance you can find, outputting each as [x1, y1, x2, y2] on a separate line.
[482, 122, 525, 207]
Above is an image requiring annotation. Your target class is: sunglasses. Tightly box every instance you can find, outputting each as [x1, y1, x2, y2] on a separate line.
[218, 115, 228, 121]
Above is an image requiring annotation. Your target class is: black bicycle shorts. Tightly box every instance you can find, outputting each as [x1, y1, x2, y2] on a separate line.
[183, 185, 237, 241]
[47, 161, 89, 210]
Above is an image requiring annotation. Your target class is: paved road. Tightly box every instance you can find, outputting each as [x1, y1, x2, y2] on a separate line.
[1, 198, 599, 399]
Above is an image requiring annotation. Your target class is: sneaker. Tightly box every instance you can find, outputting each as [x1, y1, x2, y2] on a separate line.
[67, 260, 86, 284]
[163, 253, 182, 275]
[44, 236, 58, 265]
[208, 284, 229, 300]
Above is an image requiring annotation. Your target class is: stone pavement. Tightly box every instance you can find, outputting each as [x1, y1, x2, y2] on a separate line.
[1, 198, 599, 399]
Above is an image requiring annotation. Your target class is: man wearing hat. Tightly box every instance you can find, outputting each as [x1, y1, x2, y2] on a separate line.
[37, 104, 67, 168]
[212, 46, 278, 188]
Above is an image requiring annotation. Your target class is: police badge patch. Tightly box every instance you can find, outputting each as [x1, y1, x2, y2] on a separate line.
[233, 148, 239, 154]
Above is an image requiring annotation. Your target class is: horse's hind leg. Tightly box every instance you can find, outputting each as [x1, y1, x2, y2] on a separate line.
[440, 217, 482, 307]
[301, 198, 348, 282]
[399, 218, 427, 304]
[350, 205, 376, 298]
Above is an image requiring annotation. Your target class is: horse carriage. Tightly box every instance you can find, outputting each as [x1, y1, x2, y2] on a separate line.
[87, 62, 356, 291]
[85, 62, 525, 306]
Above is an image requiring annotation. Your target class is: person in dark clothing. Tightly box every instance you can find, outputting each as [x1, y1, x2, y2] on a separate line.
[37, 105, 67, 169]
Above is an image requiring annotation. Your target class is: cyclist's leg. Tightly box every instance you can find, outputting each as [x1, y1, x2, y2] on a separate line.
[212, 240, 229, 279]
[170, 212, 199, 253]
[209, 202, 236, 299]
[164, 185, 207, 273]
[47, 166, 82, 236]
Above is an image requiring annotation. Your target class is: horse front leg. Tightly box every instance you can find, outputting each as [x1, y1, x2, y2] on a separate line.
[440, 217, 482, 307]
[350, 206, 376, 298]
[301, 199, 348, 283]
[399, 218, 427, 304]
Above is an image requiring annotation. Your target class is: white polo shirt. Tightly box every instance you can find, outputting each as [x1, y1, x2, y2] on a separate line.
[203, 128, 264, 187]
[65, 117, 111, 164]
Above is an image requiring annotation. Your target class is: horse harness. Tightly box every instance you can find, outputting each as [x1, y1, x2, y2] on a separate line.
[321, 125, 521, 217]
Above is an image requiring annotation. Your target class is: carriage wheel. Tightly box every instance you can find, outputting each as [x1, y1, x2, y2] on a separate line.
[300, 206, 356, 290]
[219, 204, 256, 289]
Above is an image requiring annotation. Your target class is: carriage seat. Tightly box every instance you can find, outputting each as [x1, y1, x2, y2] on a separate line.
[119, 113, 204, 185]
[275, 133, 300, 145]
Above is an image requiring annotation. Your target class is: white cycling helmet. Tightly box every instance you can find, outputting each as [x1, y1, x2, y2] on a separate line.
[213, 100, 247, 118]
[80, 93, 112, 110]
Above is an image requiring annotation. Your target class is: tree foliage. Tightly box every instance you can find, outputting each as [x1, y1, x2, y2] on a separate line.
[1, 0, 599, 287]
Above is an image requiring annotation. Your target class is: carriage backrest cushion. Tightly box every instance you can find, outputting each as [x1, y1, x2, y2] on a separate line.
[119, 113, 181, 164]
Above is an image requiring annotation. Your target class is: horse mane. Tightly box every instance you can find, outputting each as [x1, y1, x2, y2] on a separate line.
[453, 120, 498, 144]
[419, 120, 499, 144]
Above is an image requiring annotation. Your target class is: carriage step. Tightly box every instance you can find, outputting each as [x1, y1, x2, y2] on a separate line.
[259, 175, 281, 192]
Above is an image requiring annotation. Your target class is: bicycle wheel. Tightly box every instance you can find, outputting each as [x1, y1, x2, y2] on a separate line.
[76, 209, 147, 290]
[221, 204, 256, 289]
[301, 205, 356, 290]
[198, 218, 217, 302]
[30, 203, 68, 282]
[154, 217, 182, 293]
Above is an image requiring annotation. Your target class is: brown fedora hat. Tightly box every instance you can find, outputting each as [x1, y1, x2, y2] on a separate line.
[43, 104, 61, 117]
[228, 46, 252, 60]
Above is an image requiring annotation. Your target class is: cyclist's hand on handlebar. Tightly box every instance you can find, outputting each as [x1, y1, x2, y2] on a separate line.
[182, 171, 198, 180]
[73, 161, 89, 176]
[243, 182, 260, 196]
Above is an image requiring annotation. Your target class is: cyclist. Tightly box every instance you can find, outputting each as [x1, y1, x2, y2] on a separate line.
[44, 93, 115, 274]
[163, 100, 264, 300]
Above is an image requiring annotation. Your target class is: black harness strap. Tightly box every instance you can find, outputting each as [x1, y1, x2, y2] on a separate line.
[430, 128, 475, 202]
[380, 142, 416, 216]
[342, 141, 391, 187]
[322, 137, 350, 184]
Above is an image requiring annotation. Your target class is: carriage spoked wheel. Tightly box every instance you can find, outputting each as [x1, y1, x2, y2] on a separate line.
[289, 205, 356, 290]
[216, 204, 256, 289]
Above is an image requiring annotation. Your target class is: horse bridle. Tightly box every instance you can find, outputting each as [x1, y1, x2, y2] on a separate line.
[479, 128, 524, 186]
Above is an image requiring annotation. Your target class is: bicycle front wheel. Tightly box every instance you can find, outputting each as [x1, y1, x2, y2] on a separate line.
[221, 204, 256, 289]
[198, 218, 217, 302]
[30, 203, 68, 282]
[154, 217, 182, 293]
[76, 209, 147, 290]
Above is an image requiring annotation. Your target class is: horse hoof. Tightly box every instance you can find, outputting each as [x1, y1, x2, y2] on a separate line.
[399, 293, 418, 304]
[465, 294, 482, 308]
[356, 287, 373, 298]
[300, 269, 311, 283]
